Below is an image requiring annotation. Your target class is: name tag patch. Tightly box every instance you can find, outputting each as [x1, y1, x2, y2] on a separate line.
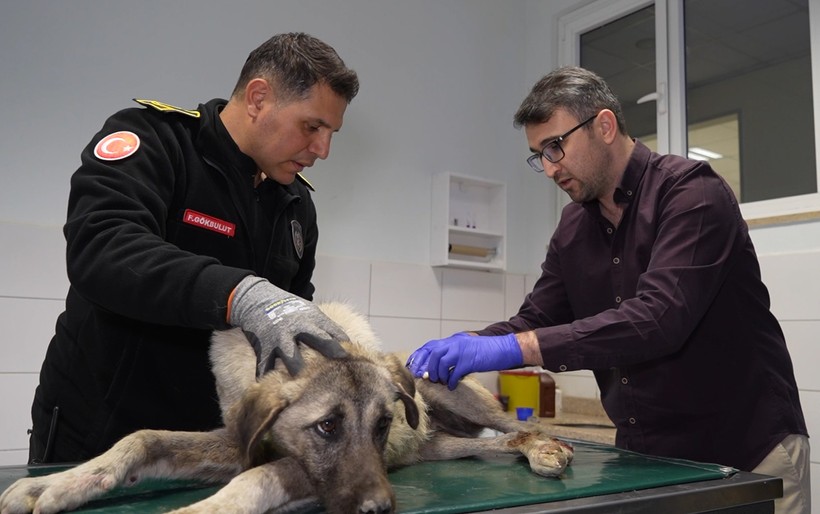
[183, 209, 236, 237]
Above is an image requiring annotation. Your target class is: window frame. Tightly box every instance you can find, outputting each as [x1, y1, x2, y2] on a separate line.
[557, 0, 820, 225]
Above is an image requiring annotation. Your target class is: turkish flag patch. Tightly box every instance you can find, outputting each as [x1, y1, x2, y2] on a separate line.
[94, 131, 141, 161]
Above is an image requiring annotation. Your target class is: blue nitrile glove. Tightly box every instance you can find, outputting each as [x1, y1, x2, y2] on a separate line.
[406, 332, 523, 390]
[228, 276, 349, 377]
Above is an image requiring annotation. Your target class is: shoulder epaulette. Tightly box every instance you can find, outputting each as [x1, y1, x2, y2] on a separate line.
[296, 173, 316, 191]
[133, 98, 201, 118]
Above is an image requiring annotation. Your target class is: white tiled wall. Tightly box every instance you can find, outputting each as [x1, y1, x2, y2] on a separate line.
[1, 222, 818, 504]
[368, 261, 442, 320]
[0, 222, 68, 466]
[440, 269, 506, 322]
[0, 223, 69, 299]
[758, 251, 820, 506]
[0, 374, 39, 466]
[310, 255, 372, 316]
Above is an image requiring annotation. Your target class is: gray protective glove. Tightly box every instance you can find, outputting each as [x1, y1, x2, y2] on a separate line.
[228, 276, 349, 377]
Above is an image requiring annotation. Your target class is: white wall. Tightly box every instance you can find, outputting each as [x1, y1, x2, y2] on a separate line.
[0, 223, 68, 465]
[0, 0, 551, 275]
[1, 1, 818, 508]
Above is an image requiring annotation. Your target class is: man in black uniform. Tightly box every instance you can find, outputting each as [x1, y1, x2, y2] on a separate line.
[29, 32, 359, 464]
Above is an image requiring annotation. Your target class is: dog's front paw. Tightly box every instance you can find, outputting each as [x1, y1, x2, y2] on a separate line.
[0, 468, 120, 514]
[1, 476, 39, 514]
[1, 475, 56, 514]
[525, 436, 574, 478]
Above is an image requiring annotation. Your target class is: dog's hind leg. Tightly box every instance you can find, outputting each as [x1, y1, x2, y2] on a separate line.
[169, 457, 316, 514]
[0, 429, 242, 514]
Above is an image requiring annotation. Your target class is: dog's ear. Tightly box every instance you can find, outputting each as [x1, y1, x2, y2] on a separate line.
[380, 353, 416, 400]
[396, 382, 420, 430]
[230, 383, 288, 468]
[378, 354, 420, 429]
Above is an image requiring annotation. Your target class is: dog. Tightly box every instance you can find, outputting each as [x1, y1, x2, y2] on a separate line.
[0, 303, 573, 514]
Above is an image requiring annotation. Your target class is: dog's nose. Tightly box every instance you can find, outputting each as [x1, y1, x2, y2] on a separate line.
[358, 497, 393, 514]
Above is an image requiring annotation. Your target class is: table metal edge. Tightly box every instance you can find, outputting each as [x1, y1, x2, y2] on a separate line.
[478, 471, 782, 514]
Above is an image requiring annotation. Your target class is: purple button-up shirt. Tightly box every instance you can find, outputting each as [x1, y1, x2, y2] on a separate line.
[480, 140, 807, 471]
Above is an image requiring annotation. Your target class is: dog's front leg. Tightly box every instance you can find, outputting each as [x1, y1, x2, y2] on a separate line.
[418, 431, 573, 478]
[0, 429, 241, 514]
[169, 457, 316, 514]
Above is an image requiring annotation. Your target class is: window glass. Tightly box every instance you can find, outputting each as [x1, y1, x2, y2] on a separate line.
[580, 6, 657, 147]
[684, 0, 815, 202]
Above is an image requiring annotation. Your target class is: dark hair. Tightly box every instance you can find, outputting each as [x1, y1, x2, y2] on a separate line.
[231, 32, 359, 103]
[514, 66, 627, 134]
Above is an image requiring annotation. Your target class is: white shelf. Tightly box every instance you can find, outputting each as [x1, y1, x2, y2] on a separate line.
[431, 172, 506, 272]
[448, 225, 503, 237]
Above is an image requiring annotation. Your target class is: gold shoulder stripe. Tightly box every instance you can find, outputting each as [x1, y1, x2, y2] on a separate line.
[296, 173, 315, 191]
[133, 98, 201, 118]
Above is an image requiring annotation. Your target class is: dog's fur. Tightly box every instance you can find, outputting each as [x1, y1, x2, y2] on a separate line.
[0, 303, 573, 514]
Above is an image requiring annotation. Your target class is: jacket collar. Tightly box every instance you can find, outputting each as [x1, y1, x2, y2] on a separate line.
[197, 99, 258, 180]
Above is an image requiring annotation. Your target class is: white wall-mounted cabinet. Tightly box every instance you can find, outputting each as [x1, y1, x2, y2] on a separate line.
[431, 172, 506, 272]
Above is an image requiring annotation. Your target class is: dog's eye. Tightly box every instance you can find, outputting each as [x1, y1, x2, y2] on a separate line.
[316, 418, 337, 437]
[377, 415, 392, 434]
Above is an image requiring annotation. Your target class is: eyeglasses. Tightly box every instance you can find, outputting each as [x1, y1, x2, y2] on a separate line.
[526, 113, 598, 172]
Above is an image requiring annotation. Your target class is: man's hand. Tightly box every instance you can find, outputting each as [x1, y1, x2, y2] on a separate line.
[228, 276, 348, 377]
[406, 332, 523, 390]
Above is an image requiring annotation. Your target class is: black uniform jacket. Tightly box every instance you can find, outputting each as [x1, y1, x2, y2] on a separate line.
[32, 98, 319, 461]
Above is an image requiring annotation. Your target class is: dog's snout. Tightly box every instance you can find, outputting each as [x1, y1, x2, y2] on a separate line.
[358, 496, 394, 514]
[351, 473, 395, 514]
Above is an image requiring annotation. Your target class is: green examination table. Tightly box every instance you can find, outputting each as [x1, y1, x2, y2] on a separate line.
[0, 440, 781, 513]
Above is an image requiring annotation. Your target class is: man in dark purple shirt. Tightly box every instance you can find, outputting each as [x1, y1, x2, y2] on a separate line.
[407, 66, 810, 512]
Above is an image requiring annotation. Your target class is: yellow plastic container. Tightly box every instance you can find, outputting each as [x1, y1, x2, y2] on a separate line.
[499, 371, 538, 413]
[498, 370, 555, 417]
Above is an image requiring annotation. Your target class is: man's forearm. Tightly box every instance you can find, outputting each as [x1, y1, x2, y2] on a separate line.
[515, 330, 543, 366]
